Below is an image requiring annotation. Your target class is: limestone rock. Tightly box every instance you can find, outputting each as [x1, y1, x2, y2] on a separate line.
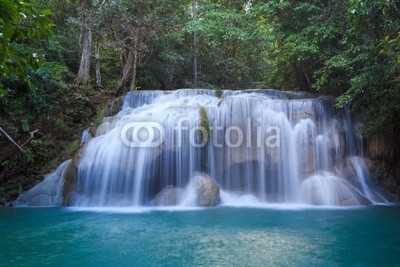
[14, 160, 72, 206]
[152, 185, 182, 206]
[62, 147, 84, 205]
[193, 176, 220, 207]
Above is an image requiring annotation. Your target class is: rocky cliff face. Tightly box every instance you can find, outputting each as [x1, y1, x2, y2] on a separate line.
[365, 137, 400, 200]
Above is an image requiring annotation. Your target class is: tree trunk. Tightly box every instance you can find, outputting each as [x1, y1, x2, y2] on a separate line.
[192, 32, 198, 88]
[116, 50, 134, 95]
[302, 65, 312, 90]
[192, 0, 198, 88]
[95, 42, 101, 87]
[129, 45, 138, 91]
[76, 0, 92, 86]
[0, 126, 24, 154]
[116, 33, 138, 95]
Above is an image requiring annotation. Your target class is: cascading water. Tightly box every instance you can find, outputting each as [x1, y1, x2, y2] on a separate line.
[16, 89, 389, 207]
[15, 160, 72, 206]
[346, 156, 389, 204]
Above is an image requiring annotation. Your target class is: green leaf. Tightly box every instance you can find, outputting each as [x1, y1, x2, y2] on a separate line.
[40, 9, 52, 16]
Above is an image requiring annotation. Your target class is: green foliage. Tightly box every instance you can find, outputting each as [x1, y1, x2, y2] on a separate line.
[199, 106, 210, 144]
[0, 140, 55, 173]
[95, 107, 104, 126]
[185, 1, 269, 87]
[138, 32, 189, 89]
[32, 61, 71, 91]
[28, 140, 56, 165]
[0, 0, 53, 93]
[56, 120, 71, 138]
[66, 139, 80, 156]
[259, 0, 400, 137]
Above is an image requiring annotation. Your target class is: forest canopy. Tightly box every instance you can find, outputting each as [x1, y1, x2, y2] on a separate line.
[0, 0, 399, 137]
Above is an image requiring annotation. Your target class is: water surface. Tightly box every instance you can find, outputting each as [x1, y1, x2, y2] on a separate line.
[1, 206, 399, 266]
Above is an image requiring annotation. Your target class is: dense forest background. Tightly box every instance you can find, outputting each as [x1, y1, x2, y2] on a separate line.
[0, 0, 399, 204]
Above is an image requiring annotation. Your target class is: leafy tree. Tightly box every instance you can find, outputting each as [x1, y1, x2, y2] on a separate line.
[0, 0, 53, 95]
[1, 0, 399, 139]
[336, 0, 400, 137]
[186, 0, 269, 88]
[87, 0, 190, 95]
[260, 0, 399, 137]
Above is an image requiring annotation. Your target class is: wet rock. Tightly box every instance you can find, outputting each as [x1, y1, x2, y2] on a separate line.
[14, 160, 71, 206]
[366, 137, 398, 161]
[301, 174, 367, 206]
[8, 190, 19, 199]
[339, 194, 371, 206]
[152, 185, 182, 206]
[2, 201, 12, 207]
[103, 96, 125, 117]
[62, 148, 84, 205]
[365, 137, 400, 200]
[193, 176, 220, 207]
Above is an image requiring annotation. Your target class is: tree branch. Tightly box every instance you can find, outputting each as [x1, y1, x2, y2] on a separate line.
[0, 126, 24, 154]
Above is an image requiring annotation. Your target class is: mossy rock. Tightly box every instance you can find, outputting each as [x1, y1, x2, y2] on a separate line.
[199, 106, 210, 145]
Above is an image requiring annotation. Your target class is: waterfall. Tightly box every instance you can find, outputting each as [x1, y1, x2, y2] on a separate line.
[347, 156, 389, 204]
[15, 160, 72, 206]
[80, 129, 92, 145]
[17, 89, 389, 207]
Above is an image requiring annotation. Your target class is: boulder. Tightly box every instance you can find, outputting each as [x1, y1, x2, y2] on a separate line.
[193, 176, 220, 207]
[152, 185, 182, 206]
[62, 147, 84, 205]
[103, 96, 125, 117]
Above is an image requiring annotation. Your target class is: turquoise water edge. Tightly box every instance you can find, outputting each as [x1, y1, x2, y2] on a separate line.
[1, 206, 400, 266]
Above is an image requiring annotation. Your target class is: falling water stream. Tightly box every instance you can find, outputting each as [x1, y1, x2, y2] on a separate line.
[16, 89, 388, 207]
